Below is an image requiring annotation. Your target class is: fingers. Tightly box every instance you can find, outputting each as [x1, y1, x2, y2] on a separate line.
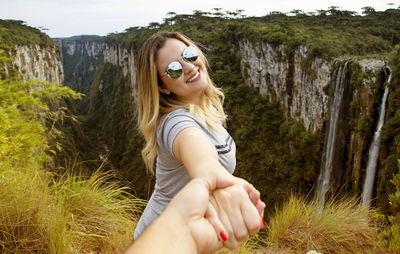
[233, 178, 264, 217]
[240, 198, 262, 235]
[255, 200, 266, 217]
[211, 187, 256, 249]
[182, 181, 224, 254]
[204, 178, 265, 251]
[205, 202, 229, 243]
[209, 192, 241, 249]
[248, 185, 261, 206]
[234, 178, 259, 202]
[221, 191, 249, 244]
[190, 218, 223, 254]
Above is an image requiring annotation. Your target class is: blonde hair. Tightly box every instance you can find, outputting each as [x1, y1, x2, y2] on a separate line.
[137, 31, 227, 174]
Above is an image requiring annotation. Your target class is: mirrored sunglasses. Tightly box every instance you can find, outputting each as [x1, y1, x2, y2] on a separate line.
[163, 46, 199, 79]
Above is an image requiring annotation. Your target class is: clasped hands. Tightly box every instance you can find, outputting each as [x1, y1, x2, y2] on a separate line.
[127, 175, 265, 254]
[170, 176, 265, 254]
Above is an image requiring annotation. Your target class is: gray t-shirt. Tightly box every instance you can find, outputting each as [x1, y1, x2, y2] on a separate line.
[134, 108, 236, 239]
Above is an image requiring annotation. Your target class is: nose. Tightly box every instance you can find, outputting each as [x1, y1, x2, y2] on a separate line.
[180, 59, 195, 75]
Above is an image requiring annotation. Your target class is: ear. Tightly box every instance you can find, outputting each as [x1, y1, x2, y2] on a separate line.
[158, 85, 171, 95]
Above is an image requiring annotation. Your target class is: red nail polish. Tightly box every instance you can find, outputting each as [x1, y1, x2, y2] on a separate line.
[220, 231, 228, 242]
[261, 217, 265, 229]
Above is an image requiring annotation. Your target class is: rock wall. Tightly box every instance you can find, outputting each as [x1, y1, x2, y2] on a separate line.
[11, 45, 64, 83]
[239, 39, 331, 132]
[56, 39, 137, 103]
[103, 44, 137, 102]
[57, 40, 103, 59]
[239, 39, 387, 134]
[54, 38, 104, 95]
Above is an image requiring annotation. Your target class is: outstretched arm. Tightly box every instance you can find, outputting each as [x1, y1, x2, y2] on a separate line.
[124, 178, 232, 254]
[173, 127, 265, 249]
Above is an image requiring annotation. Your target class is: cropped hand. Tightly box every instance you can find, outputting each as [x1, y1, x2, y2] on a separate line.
[207, 177, 265, 249]
[167, 177, 234, 254]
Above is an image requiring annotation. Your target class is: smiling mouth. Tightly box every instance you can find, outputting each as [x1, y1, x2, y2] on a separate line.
[187, 70, 200, 83]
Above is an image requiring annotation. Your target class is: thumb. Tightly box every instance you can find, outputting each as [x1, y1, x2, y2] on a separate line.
[215, 175, 235, 190]
[201, 174, 235, 193]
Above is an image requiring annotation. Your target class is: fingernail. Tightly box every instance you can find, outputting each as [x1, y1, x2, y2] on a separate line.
[261, 217, 265, 229]
[220, 231, 228, 242]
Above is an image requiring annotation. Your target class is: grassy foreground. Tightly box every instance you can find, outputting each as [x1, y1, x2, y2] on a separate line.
[0, 72, 144, 253]
[265, 195, 385, 254]
[0, 166, 144, 253]
[217, 194, 389, 254]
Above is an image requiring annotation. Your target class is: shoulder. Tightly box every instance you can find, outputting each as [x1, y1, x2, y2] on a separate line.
[164, 108, 194, 120]
[159, 108, 200, 132]
[157, 108, 201, 153]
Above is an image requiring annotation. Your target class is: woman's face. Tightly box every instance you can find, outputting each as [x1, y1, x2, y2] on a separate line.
[156, 38, 208, 104]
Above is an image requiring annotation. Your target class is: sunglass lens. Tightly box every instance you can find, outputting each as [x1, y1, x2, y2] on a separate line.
[166, 61, 182, 79]
[182, 46, 198, 62]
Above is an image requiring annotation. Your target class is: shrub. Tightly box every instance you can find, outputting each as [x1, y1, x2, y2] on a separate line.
[381, 159, 400, 251]
[267, 195, 383, 253]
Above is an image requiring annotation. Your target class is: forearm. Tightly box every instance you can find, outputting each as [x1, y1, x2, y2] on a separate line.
[124, 207, 197, 254]
[173, 127, 234, 183]
[186, 156, 234, 186]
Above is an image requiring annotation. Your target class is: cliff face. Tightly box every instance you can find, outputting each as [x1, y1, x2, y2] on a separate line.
[57, 39, 103, 58]
[3, 37, 94, 170]
[347, 59, 387, 192]
[54, 38, 104, 96]
[11, 45, 64, 83]
[103, 44, 137, 101]
[55, 39, 149, 196]
[239, 39, 389, 195]
[55, 38, 137, 100]
[239, 39, 386, 134]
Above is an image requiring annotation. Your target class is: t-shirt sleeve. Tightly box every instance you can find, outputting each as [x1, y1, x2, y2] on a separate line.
[158, 111, 200, 158]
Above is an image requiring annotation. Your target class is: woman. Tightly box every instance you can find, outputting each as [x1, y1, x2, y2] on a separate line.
[134, 31, 264, 249]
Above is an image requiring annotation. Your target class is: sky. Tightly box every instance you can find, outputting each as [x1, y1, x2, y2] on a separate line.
[0, 0, 398, 38]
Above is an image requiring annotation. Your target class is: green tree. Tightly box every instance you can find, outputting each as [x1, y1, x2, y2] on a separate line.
[361, 6, 376, 15]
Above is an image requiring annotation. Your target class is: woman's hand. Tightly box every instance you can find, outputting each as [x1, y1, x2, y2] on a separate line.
[207, 177, 265, 249]
[126, 177, 234, 254]
[234, 177, 266, 217]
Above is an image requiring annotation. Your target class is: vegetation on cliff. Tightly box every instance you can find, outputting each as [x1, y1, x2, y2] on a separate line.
[0, 19, 56, 48]
[0, 21, 142, 253]
[380, 160, 400, 250]
[107, 7, 399, 57]
[378, 45, 400, 212]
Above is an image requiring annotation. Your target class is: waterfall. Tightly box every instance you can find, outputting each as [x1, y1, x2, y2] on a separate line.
[316, 61, 349, 210]
[361, 67, 391, 208]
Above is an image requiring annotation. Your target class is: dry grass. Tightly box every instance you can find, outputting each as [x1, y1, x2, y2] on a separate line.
[0, 166, 145, 253]
[0, 164, 391, 254]
[265, 195, 386, 254]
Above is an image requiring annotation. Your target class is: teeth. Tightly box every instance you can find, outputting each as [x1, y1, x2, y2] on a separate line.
[188, 71, 199, 82]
